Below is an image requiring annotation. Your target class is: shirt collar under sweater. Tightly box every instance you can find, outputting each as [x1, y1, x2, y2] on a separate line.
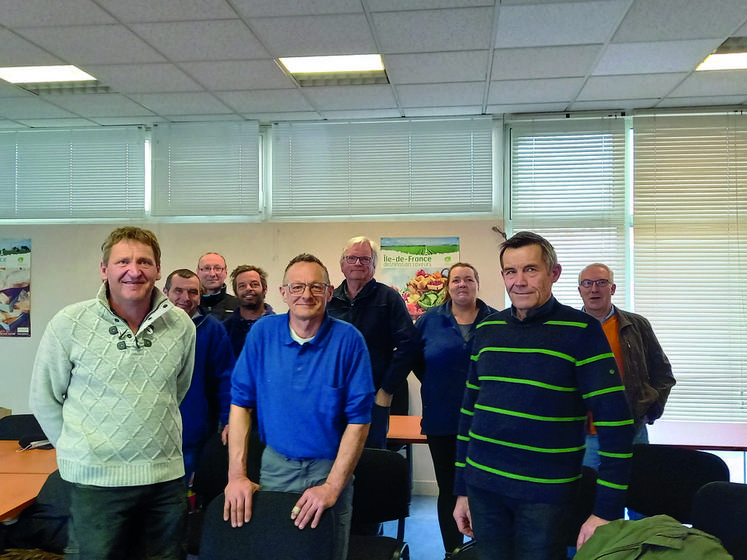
[97, 282, 175, 337]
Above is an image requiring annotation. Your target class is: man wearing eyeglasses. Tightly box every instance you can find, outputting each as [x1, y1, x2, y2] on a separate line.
[328, 236, 418, 448]
[578, 263, 675, 469]
[196, 252, 239, 321]
[225, 253, 375, 560]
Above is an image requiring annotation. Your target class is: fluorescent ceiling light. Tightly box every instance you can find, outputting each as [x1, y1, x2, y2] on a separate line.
[696, 52, 747, 71]
[280, 54, 384, 74]
[0, 65, 96, 84]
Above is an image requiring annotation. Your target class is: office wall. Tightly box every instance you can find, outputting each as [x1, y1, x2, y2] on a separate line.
[0, 218, 505, 493]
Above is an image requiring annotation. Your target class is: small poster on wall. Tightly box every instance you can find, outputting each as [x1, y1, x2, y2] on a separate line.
[379, 237, 460, 321]
[0, 239, 31, 337]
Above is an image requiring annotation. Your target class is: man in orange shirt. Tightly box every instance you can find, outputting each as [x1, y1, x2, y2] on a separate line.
[578, 263, 676, 468]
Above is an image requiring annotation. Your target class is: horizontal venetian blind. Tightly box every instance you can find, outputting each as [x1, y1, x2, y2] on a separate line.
[270, 117, 493, 218]
[0, 127, 145, 219]
[508, 119, 628, 306]
[633, 113, 747, 421]
[151, 121, 260, 217]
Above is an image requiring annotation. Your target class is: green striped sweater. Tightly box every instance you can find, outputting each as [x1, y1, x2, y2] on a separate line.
[455, 296, 634, 521]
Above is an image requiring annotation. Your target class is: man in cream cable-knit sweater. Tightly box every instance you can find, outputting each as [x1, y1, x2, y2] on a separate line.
[30, 226, 196, 560]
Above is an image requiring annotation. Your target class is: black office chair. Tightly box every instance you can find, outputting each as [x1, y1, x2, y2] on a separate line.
[0, 413, 43, 440]
[348, 448, 410, 560]
[626, 443, 730, 524]
[199, 491, 336, 560]
[692, 481, 747, 560]
[187, 430, 265, 555]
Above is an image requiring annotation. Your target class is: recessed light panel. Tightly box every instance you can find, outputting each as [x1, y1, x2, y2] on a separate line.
[0, 65, 96, 84]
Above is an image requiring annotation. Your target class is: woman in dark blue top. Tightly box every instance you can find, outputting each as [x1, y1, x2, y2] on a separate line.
[414, 262, 496, 557]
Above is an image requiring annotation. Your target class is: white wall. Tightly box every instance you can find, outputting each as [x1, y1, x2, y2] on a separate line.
[0, 218, 506, 492]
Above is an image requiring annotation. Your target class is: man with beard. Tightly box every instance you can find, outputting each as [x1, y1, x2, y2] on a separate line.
[224, 265, 275, 357]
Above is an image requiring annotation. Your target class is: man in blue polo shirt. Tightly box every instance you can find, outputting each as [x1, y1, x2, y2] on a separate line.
[224, 253, 375, 560]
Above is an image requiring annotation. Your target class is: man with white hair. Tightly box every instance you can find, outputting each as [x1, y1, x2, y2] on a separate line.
[328, 236, 418, 449]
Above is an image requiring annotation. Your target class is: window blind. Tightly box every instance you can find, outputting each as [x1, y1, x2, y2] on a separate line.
[270, 117, 493, 219]
[0, 127, 145, 219]
[633, 113, 747, 422]
[151, 121, 260, 217]
[508, 119, 628, 307]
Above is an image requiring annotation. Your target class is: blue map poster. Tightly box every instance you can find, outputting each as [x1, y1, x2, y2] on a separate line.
[0, 238, 31, 337]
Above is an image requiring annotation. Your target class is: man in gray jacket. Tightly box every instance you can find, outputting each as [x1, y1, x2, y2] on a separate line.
[578, 263, 676, 468]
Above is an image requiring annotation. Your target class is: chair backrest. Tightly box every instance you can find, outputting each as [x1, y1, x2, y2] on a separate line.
[192, 430, 265, 508]
[692, 481, 747, 560]
[351, 448, 410, 527]
[0, 413, 43, 440]
[347, 448, 411, 560]
[626, 443, 730, 524]
[199, 491, 335, 560]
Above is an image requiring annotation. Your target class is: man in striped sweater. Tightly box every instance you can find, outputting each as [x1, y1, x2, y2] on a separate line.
[454, 231, 634, 560]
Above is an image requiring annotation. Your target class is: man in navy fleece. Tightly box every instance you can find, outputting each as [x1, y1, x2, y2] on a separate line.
[164, 268, 235, 482]
[453, 231, 634, 560]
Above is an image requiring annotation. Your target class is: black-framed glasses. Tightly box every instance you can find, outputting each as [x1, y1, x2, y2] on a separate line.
[199, 265, 226, 273]
[344, 255, 373, 265]
[283, 282, 329, 296]
[579, 279, 611, 288]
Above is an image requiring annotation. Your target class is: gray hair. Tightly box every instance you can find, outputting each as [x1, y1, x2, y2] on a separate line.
[340, 236, 379, 267]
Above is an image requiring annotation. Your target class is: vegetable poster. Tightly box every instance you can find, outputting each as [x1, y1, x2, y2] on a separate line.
[379, 237, 460, 320]
[0, 238, 31, 337]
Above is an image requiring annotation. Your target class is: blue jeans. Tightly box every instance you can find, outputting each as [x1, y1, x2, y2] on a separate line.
[467, 485, 572, 560]
[261, 446, 353, 560]
[582, 423, 649, 470]
[66, 479, 187, 560]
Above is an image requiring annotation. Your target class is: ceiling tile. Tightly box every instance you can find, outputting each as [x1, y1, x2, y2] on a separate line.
[655, 95, 747, 108]
[495, 1, 628, 48]
[668, 70, 747, 98]
[162, 114, 244, 123]
[94, 0, 237, 23]
[323, 108, 403, 119]
[244, 111, 321, 122]
[396, 82, 485, 107]
[232, 0, 362, 18]
[128, 92, 235, 115]
[0, 120, 27, 129]
[593, 39, 722, 75]
[487, 102, 570, 114]
[487, 78, 585, 104]
[0, 97, 79, 119]
[0, 29, 65, 66]
[612, 0, 747, 42]
[216, 89, 314, 113]
[250, 14, 375, 57]
[84, 63, 204, 93]
[131, 20, 270, 62]
[569, 99, 659, 110]
[368, 0, 493, 10]
[88, 116, 168, 126]
[301, 85, 397, 110]
[577, 73, 687, 100]
[385, 51, 489, 84]
[405, 106, 484, 116]
[17, 25, 166, 65]
[44, 93, 156, 117]
[373, 8, 494, 53]
[180, 60, 293, 90]
[16, 118, 98, 127]
[491, 45, 601, 80]
[1, 0, 115, 26]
